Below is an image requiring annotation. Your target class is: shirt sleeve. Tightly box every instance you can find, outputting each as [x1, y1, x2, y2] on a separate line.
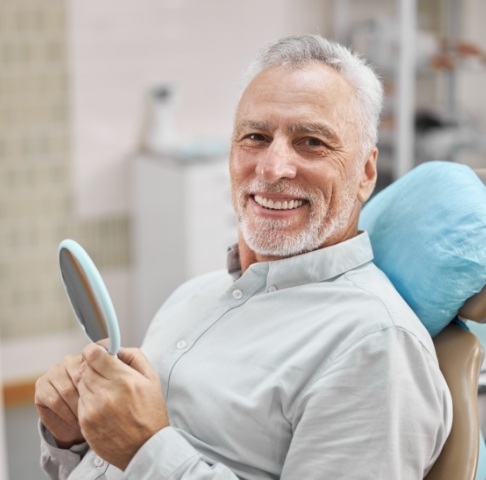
[40, 424, 241, 479]
[39, 422, 89, 480]
[124, 427, 240, 479]
[280, 327, 452, 479]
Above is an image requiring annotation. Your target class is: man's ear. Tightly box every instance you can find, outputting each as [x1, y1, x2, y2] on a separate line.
[357, 147, 378, 203]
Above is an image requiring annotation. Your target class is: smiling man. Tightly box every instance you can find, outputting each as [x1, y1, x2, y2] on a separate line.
[230, 60, 377, 266]
[36, 35, 452, 480]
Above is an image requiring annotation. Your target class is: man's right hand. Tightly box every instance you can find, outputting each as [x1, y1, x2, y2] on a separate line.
[35, 354, 85, 449]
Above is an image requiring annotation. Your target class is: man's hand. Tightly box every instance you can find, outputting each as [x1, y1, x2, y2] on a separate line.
[34, 354, 85, 448]
[77, 344, 169, 471]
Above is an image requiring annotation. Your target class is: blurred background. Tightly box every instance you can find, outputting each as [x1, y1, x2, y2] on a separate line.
[0, 0, 485, 478]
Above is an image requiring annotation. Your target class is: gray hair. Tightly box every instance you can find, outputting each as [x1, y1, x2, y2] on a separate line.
[244, 34, 384, 155]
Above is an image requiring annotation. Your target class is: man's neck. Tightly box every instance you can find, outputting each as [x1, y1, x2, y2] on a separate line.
[237, 225, 360, 273]
[238, 239, 282, 273]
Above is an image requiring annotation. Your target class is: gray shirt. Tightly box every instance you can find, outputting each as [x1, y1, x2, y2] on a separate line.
[41, 232, 452, 479]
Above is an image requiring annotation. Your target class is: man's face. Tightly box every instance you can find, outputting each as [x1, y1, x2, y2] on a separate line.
[229, 62, 377, 258]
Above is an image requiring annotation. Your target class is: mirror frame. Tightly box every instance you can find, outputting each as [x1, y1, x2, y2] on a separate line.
[58, 239, 121, 355]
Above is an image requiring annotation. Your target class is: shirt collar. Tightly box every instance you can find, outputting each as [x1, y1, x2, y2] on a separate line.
[226, 231, 374, 289]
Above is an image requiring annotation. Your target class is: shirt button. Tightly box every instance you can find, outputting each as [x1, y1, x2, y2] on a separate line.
[93, 455, 104, 467]
[267, 285, 277, 293]
[232, 289, 243, 299]
[176, 339, 188, 350]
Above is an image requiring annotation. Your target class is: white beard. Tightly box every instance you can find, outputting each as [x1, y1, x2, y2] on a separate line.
[233, 177, 358, 257]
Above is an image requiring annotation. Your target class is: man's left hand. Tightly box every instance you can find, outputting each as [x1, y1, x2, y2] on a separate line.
[76, 344, 169, 471]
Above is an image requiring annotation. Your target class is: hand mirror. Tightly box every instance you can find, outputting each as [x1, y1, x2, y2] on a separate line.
[58, 239, 121, 355]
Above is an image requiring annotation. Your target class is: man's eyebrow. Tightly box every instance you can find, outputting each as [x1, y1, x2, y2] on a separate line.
[234, 119, 342, 147]
[235, 119, 272, 133]
[288, 122, 341, 145]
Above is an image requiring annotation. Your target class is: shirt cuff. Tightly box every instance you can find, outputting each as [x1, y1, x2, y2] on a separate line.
[124, 427, 202, 479]
[39, 421, 89, 463]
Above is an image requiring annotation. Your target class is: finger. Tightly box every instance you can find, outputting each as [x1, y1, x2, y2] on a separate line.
[66, 355, 84, 387]
[35, 376, 79, 426]
[52, 379, 79, 419]
[96, 338, 110, 351]
[116, 348, 157, 379]
[77, 363, 104, 397]
[82, 343, 117, 378]
[52, 357, 83, 414]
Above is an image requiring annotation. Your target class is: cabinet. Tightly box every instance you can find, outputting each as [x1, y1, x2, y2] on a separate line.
[131, 155, 236, 345]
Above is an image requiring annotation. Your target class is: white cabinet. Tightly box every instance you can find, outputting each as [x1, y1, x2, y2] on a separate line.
[131, 155, 236, 345]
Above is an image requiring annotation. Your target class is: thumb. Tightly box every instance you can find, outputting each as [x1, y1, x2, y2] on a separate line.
[116, 347, 156, 379]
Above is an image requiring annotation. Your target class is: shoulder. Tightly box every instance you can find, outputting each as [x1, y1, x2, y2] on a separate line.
[340, 261, 436, 355]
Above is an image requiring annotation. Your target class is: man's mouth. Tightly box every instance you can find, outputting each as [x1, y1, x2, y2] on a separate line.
[253, 194, 305, 211]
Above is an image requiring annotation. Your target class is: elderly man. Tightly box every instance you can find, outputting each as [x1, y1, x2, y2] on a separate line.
[35, 34, 452, 479]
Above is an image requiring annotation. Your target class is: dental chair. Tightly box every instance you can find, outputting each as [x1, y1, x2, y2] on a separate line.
[426, 288, 486, 480]
[360, 162, 486, 480]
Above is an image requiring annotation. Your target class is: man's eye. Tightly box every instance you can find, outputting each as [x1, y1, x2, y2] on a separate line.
[304, 137, 325, 147]
[246, 133, 266, 142]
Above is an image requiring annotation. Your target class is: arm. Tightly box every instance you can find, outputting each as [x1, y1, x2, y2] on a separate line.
[75, 344, 168, 470]
[280, 327, 452, 479]
[123, 428, 241, 479]
[76, 344, 240, 479]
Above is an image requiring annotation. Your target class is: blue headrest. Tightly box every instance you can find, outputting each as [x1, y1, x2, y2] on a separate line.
[360, 161, 486, 337]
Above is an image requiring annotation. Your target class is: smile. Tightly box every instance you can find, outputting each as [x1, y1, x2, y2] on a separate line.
[253, 195, 305, 211]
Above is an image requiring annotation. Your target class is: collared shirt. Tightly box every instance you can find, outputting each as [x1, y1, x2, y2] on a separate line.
[41, 232, 452, 480]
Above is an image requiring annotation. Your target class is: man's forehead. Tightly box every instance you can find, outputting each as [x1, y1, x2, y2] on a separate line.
[243, 62, 351, 95]
[237, 63, 354, 112]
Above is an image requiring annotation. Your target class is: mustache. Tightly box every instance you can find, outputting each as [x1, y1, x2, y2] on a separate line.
[240, 180, 313, 200]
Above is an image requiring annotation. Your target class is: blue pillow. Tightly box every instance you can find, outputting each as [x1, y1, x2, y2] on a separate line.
[360, 161, 486, 337]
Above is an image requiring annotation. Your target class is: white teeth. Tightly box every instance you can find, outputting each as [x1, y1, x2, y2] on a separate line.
[254, 195, 304, 210]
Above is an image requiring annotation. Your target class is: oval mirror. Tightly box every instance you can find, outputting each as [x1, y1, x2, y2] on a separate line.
[58, 239, 120, 355]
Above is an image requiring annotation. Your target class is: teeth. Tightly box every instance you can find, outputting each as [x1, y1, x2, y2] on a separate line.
[254, 195, 304, 210]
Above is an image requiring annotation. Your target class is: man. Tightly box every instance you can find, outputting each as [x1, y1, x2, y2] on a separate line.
[35, 34, 452, 479]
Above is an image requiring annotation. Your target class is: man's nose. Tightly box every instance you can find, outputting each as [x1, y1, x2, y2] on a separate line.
[255, 140, 297, 183]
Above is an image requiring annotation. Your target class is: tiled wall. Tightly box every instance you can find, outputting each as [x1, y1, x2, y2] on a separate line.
[0, 0, 129, 340]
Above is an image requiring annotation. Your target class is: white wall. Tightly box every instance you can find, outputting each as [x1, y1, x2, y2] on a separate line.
[68, 0, 332, 218]
[66, 0, 333, 348]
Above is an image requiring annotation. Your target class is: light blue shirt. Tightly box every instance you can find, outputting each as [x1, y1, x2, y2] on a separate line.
[41, 232, 452, 479]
